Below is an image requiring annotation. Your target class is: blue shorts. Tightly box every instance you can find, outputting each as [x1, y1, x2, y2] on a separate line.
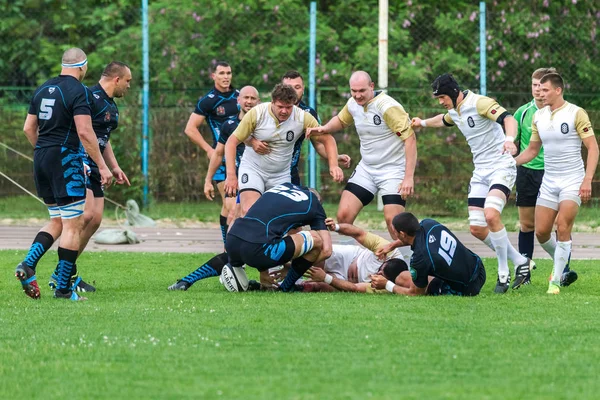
[213, 164, 226, 183]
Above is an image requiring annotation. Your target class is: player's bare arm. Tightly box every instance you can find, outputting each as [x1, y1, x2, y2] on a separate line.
[74, 114, 113, 187]
[580, 135, 599, 202]
[501, 115, 518, 155]
[224, 135, 241, 197]
[204, 143, 226, 200]
[311, 134, 343, 183]
[370, 274, 426, 296]
[23, 114, 39, 147]
[399, 133, 417, 198]
[411, 114, 446, 129]
[103, 141, 130, 186]
[244, 136, 271, 155]
[184, 113, 213, 158]
[306, 115, 344, 139]
[514, 139, 542, 167]
[306, 267, 367, 292]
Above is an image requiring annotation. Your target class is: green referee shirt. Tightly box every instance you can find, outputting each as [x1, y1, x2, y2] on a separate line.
[514, 99, 545, 170]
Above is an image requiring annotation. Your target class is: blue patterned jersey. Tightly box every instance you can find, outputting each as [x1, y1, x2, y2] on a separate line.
[193, 87, 239, 146]
[290, 100, 320, 184]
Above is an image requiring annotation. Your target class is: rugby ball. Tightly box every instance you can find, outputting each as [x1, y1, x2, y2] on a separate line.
[221, 264, 249, 292]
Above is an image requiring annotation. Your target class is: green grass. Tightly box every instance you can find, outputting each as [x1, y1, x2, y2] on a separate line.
[3, 194, 600, 232]
[1, 250, 600, 399]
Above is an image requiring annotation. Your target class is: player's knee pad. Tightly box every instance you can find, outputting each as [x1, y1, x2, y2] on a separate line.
[297, 231, 315, 257]
[468, 209, 487, 227]
[59, 199, 86, 220]
[484, 196, 506, 214]
[47, 205, 61, 219]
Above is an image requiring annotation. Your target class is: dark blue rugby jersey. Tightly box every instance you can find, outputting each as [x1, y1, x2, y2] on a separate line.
[218, 117, 244, 169]
[409, 219, 482, 292]
[89, 83, 119, 154]
[228, 182, 327, 243]
[290, 100, 320, 178]
[28, 75, 91, 151]
[193, 87, 239, 146]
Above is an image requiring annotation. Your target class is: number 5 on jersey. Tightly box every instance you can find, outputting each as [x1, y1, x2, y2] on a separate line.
[39, 98, 56, 120]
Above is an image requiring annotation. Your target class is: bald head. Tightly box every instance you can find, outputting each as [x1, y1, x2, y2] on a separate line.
[62, 48, 87, 66]
[61, 47, 88, 81]
[238, 85, 260, 113]
[349, 71, 375, 106]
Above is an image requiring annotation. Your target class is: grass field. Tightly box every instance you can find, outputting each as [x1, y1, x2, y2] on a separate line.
[3, 194, 600, 232]
[1, 250, 599, 399]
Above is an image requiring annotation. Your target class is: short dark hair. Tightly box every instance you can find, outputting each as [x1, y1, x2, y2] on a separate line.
[531, 67, 556, 80]
[540, 73, 564, 91]
[211, 61, 230, 73]
[392, 212, 420, 236]
[282, 70, 303, 81]
[271, 83, 297, 104]
[382, 258, 408, 282]
[101, 61, 130, 78]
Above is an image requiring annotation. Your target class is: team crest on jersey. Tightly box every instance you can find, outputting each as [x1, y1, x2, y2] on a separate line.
[216, 106, 226, 116]
[467, 116, 475, 128]
[561, 123, 569, 134]
[429, 235, 436, 243]
[93, 93, 100, 99]
[208, 94, 215, 98]
[104, 111, 111, 122]
[286, 131, 295, 142]
[373, 115, 382, 125]
[241, 173, 248, 184]
[49, 87, 55, 94]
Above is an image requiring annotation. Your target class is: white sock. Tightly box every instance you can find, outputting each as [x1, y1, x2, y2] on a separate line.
[482, 233, 495, 251]
[540, 236, 557, 259]
[489, 228, 510, 282]
[507, 241, 528, 267]
[552, 241, 572, 284]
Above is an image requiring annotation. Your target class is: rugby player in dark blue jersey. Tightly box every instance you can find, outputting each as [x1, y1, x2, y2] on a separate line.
[203, 86, 259, 246]
[48, 61, 132, 293]
[371, 212, 487, 296]
[226, 183, 332, 292]
[18, 48, 113, 301]
[184, 61, 239, 245]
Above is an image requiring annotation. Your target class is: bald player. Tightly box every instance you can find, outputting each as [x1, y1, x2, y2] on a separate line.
[18, 48, 112, 301]
[515, 73, 598, 295]
[411, 73, 534, 294]
[223, 83, 342, 216]
[307, 71, 417, 239]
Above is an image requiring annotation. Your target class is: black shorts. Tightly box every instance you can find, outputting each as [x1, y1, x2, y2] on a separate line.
[225, 234, 296, 272]
[426, 258, 486, 296]
[34, 146, 86, 205]
[515, 166, 544, 207]
[86, 166, 104, 198]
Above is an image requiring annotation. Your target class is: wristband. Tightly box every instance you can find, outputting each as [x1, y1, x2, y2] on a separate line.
[324, 274, 333, 284]
[385, 280, 395, 293]
[334, 223, 340, 232]
[420, 119, 427, 127]
[505, 136, 515, 143]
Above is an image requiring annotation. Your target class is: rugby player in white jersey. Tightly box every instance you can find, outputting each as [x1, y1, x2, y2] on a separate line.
[515, 73, 598, 295]
[306, 71, 417, 239]
[223, 83, 343, 216]
[411, 73, 533, 294]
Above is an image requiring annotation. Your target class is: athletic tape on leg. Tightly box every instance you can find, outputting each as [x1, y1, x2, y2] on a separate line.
[484, 196, 506, 213]
[468, 209, 487, 227]
[297, 231, 315, 257]
[59, 199, 85, 219]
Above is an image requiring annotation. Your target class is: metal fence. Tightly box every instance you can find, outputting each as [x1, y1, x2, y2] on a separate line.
[1, 2, 599, 210]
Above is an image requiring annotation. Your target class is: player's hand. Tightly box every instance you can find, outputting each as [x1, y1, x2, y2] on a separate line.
[325, 218, 337, 231]
[306, 266, 326, 282]
[99, 165, 113, 188]
[83, 160, 91, 177]
[370, 274, 388, 290]
[306, 126, 326, 139]
[579, 179, 592, 202]
[224, 175, 238, 197]
[269, 264, 289, 282]
[329, 166, 344, 183]
[204, 180, 215, 201]
[250, 138, 271, 155]
[399, 177, 414, 199]
[411, 117, 424, 128]
[260, 270, 278, 287]
[503, 140, 517, 156]
[338, 154, 352, 168]
[112, 167, 130, 186]
[375, 242, 395, 260]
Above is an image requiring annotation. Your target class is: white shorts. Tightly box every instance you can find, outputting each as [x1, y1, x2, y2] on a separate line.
[348, 161, 405, 196]
[468, 163, 516, 202]
[238, 163, 290, 194]
[537, 173, 583, 210]
[324, 244, 362, 281]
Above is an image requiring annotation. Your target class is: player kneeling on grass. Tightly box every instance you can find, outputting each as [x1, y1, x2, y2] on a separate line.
[223, 182, 332, 292]
[370, 212, 486, 296]
[301, 218, 411, 292]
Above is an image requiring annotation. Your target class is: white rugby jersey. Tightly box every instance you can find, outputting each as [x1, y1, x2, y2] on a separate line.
[324, 244, 362, 280]
[531, 102, 594, 176]
[337, 92, 414, 170]
[233, 102, 319, 174]
[443, 91, 514, 169]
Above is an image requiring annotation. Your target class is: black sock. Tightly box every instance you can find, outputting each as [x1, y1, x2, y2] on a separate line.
[518, 230, 535, 259]
[219, 214, 228, 245]
[280, 257, 312, 292]
[23, 231, 55, 271]
[181, 252, 228, 284]
[56, 247, 78, 294]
